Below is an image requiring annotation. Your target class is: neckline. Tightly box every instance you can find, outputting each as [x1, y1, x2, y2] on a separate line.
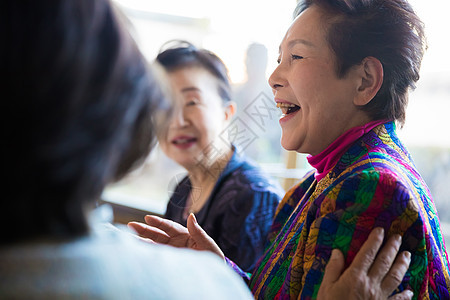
[181, 145, 243, 222]
[307, 120, 389, 181]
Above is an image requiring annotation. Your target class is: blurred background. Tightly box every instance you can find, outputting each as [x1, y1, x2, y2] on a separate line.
[103, 0, 450, 245]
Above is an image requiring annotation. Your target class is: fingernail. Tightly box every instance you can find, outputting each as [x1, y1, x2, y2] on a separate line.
[394, 234, 402, 243]
[190, 213, 198, 225]
[331, 249, 342, 259]
[375, 227, 384, 235]
[405, 290, 414, 297]
[404, 251, 411, 261]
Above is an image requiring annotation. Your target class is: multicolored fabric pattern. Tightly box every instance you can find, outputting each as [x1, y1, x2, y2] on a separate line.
[249, 122, 450, 299]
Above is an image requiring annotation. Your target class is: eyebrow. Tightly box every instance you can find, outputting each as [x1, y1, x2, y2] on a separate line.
[279, 38, 316, 52]
[181, 87, 201, 93]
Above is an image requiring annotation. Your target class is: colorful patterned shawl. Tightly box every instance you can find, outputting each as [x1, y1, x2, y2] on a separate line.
[249, 122, 450, 299]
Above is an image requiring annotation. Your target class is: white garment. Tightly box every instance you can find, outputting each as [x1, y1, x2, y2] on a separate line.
[0, 212, 253, 299]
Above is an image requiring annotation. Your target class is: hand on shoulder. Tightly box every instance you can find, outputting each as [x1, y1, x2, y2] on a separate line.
[318, 228, 413, 300]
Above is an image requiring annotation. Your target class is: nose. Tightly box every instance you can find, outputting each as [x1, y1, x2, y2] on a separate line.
[268, 64, 286, 91]
[171, 106, 188, 128]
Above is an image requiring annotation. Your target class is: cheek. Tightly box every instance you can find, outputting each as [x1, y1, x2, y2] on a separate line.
[159, 137, 170, 152]
[192, 111, 215, 141]
[204, 120, 223, 142]
[159, 141, 173, 159]
[292, 64, 332, 94]
[202, 107, 224, 128]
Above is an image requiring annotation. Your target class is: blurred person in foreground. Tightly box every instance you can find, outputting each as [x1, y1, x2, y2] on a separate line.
[0, 0, 253, 298]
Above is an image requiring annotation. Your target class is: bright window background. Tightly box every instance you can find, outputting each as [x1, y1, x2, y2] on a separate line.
[105, 0, 450, 243]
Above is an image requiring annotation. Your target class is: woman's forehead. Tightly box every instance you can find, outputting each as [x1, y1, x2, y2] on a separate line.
[169, 67, 221, 96]
[280, 6, 328, 51]
[169, 66, 212, 85]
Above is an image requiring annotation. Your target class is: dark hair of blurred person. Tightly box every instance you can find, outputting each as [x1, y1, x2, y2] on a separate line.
[2, 0, 166, 243]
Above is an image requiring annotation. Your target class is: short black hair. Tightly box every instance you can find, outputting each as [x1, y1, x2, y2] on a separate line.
[156, 40, 232, 103]
[295, 0, 426, 126]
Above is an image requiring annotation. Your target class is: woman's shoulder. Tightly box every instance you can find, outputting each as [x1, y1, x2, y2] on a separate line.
[209, 158, 283, 214]
[322, 161, 429, 211]
[330, 135, 426, 191]
[331, 123, 421, 186]
[330, 164, 409, 193]
[222, 154, 284, 195]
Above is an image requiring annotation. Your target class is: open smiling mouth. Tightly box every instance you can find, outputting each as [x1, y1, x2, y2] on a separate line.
[171, 137, 198, 149]
[276, 102, 301, 116]
[172, 137, 197, 145]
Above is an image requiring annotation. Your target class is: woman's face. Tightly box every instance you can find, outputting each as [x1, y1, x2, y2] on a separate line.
[269, 6, 370, 155]
[159, 66, 233, 170]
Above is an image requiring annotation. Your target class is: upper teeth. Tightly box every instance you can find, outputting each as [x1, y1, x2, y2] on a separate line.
[277, 103, 297, 108]
[174, 138, 190, 144]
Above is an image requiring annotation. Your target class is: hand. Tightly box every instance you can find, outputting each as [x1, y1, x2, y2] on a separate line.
[317, 227, 413, 300]
[128, 213, 225, 260]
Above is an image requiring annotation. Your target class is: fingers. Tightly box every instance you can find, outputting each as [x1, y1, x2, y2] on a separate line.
[387, 289, 414, 300]
[317, 228, 411, 300]
[135, 235, 157, 244]
[127, 221, 149, 236]
[187, 213, 225, 259]
[381, 251, 411, 294]
[321, 249, 345, 285]
[186, 213, 208, 241]
[144, 215, 188, 237]
[368, 233, 402, 282]
[127, 221, 171, 244]
[351, 227, 385, 273]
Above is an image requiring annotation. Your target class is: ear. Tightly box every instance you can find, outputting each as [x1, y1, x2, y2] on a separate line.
[354, 56, 383, 106]
[223, 101, 236, 122]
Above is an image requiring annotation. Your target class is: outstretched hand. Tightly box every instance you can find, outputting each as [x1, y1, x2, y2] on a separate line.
[128, 213, 225, 260]
[317, 227, 413, 300]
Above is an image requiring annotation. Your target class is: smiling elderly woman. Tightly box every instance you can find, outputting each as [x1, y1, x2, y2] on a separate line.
[248, 1, 450, 298]
[128, 0, 450, 298]
[154, 40, 284, 273]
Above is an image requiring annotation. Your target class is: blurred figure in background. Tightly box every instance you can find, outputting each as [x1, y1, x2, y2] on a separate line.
[233, 42, 282, 163]
[156, 40, 284, 272]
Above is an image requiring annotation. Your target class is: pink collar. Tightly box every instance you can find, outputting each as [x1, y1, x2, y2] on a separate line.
[307, 120, 388, 182]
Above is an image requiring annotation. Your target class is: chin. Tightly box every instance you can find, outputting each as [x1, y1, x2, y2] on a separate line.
[281, 138, 311, 155]
[280, 138, 298, 152]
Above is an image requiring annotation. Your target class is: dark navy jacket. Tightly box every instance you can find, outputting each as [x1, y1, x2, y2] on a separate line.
[164, 147, 284, 272]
